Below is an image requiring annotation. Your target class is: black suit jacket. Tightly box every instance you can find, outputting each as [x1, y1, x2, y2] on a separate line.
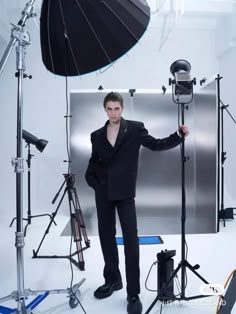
[85, 117, 181, 201]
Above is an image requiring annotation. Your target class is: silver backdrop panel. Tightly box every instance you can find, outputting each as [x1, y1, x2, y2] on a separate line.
[70, 85, 217, 235]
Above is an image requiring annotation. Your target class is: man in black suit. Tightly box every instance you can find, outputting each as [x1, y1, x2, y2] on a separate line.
[85, 92, 189, 314]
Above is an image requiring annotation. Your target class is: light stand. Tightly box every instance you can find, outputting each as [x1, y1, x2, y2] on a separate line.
[9, 136, 57, 236]
[145, 60, 210, 313]
[216, 75, 235, 229]
[0, 1, 84, 312]
[24, 143, 56, 235]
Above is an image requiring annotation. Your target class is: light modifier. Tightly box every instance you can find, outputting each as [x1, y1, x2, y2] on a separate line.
[170, 59, 193, 95]
[40, 0, 150, 76]
[22, 130, 48, 152]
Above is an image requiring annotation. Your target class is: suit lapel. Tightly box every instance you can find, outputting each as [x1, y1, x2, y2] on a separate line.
[100, 118, 128, 159]
[113, 117, 128, 154]
[102, 120, 113, 151]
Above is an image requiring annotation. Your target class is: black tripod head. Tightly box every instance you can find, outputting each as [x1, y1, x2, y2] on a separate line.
[63, 173, 75, 188]
[52, 173, 76, 204]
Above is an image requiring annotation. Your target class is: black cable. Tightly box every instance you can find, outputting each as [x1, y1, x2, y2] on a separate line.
[64, 77, 86, 314]
[159, 302, 163, 314]
[174, 275, 181, 297]
[144, 261, 158, 292]
[145, 258, 181, 306]
[65, 76, 71, 174]
[185, 240, 188, 288]
[185, 240, 188, 260]
[65, 76, 86, 313]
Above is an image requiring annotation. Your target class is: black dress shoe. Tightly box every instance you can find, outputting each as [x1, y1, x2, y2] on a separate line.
[127, 295, 142, 314]
[94, 281, 123, 299]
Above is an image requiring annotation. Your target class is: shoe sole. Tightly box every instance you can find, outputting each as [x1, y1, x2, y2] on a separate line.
[127, 302, 142, 314]
[94, 282, 123, 299]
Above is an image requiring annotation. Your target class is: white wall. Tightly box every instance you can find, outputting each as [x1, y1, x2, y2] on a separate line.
[0, 9, 221, 221]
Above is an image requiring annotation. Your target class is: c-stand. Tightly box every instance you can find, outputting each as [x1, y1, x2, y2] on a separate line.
[0, 1, 84, 312]
[33, 173, 90, 271]
[145, 70, 211, 313]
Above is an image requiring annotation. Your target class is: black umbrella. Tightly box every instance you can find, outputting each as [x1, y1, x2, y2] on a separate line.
[40, 0, 150, 76]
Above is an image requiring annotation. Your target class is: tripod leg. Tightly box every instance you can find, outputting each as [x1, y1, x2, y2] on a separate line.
[71, 213, 85, 270]
[24, 222, 29, 237]
[144, 263, 182, 314]
[144, 295, 160, 314]
[73, 189, 90, 247]
[32, 188, 67, 257]
[68, 188, 85, 269]
[185, 261, 209, 284]
[9, 217, 17, 227]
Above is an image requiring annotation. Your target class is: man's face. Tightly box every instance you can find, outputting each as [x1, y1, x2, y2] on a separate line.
[104, 101, 123, 124]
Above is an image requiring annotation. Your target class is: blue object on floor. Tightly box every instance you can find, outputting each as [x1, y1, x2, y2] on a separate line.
[116, 235, 163, 245]
[0, 291, 49, 314]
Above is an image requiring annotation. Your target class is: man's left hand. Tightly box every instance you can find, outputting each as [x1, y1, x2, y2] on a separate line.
[179, 125, 189, 138]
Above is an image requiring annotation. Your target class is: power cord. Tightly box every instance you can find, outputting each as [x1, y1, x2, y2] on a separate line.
[145, 261, 158, 292]
[64, 75, 86, 313]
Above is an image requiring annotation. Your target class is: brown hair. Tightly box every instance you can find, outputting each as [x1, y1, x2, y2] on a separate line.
[103, 92, 123, 108]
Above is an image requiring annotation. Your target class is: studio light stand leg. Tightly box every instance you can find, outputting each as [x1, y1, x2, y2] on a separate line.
[145, 99, 210, 314]
[0, 278, 85, 314]
[0, 1, 85, 312]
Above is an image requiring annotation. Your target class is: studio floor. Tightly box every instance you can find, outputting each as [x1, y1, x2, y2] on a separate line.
[0, 213, 235, 314]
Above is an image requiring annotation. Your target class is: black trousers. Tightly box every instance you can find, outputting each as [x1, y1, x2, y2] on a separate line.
[95, 188, 140, 296]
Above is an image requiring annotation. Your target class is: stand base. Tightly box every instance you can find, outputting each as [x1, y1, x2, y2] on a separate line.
[0, 279, 85, 314]
[145, 259, 211, 314]
[145, 293, 211, 314]
[219, 207, 235, 228]
[9, 214, 57, 236]
[32, 245, 90, 271]
[219, 208, 234, 220]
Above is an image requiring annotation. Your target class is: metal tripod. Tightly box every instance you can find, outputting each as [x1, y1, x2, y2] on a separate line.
[32, 173, 90, 271]
[9, 143, 57, 236]
[145, 88, 210, 314]
[0, 1, 85, 312]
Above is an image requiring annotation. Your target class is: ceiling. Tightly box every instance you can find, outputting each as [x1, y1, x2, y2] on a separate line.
[0, 0, 235, 51]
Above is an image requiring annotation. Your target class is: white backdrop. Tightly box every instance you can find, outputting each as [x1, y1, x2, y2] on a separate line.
[1, 1, 235, 224]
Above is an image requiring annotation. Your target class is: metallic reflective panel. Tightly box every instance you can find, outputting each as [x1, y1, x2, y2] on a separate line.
[70, 83, 217, 235]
